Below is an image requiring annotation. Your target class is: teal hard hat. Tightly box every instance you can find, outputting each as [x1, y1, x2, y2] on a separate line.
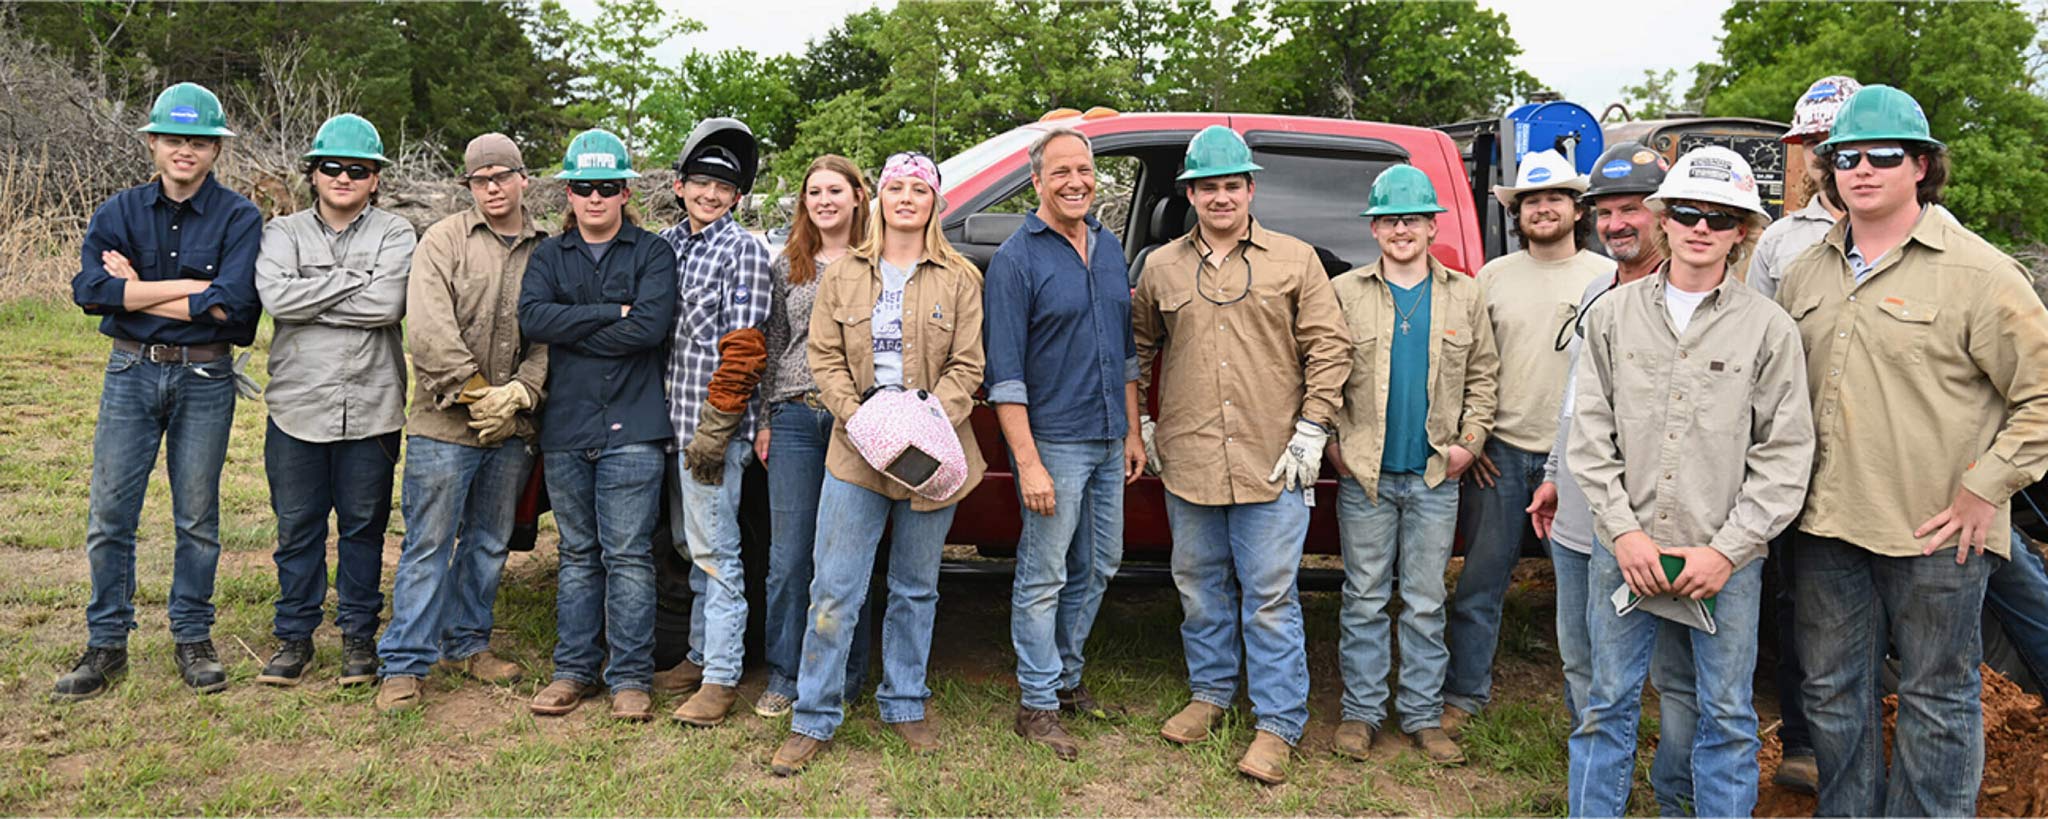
[302, 113, 390, 165]
[1177, 125, 1262, 181]
[137, 82, 235, 138]
[1360, 165, 1447, 217]
[1819, 85, 1944, 150]
[558, 129, 640, 180]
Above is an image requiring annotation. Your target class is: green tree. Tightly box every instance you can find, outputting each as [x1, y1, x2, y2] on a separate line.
[1237, 0, 1540, 125]
[1618, 68, 1699, 119]
[533, 0, 702, 155]
[1692, 0, 2048, 245]
[641, 49, 802, 170]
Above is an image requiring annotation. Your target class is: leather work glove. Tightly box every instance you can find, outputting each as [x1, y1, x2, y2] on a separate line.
[471, 381, 535, 424]
[1267, 419, 1328, 501]
[468, 413, 517, 447]
[454, 373, 491, 405]
[231, 351, 263, 401]
[685, 404, 745, 485]
[1140, 415, 1162, 476]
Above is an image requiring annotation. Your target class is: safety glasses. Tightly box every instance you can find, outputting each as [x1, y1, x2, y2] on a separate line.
[1666, 204, 1742, 232]
[567, 180, 626, 198]
[465, 168, 524, 189]
[316, 160, 376, 180]
[1830, 147, 1910, 171]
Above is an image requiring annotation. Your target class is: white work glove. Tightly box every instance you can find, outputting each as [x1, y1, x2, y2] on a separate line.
[1267, 419, 1328, 498]
[231, 351, 263, 400]
[1141, 415, 1161, 476]
[471, 381, 535, 423]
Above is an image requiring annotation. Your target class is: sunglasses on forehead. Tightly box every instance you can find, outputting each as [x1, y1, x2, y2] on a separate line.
[1666, 204, 1742, 231]
[315, 160, 376, 180]
[568, 180, 626, 198]
[1829, 147, 1910, 171]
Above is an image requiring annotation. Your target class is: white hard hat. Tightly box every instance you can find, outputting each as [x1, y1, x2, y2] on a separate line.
[1647, 146, 1768, 217]
[1782, 75, 1864, 144]
[1493, 149, 1589, 207]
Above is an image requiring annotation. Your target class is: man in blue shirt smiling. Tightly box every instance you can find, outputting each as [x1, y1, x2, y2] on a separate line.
[58, 82, 263, 702]
[983, 127, 1146, 760]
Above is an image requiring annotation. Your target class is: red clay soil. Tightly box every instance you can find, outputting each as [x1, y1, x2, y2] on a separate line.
[1755, 665, 2048, 817]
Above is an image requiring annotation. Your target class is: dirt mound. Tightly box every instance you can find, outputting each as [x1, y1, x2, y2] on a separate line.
[1755, 665, 2048, 816]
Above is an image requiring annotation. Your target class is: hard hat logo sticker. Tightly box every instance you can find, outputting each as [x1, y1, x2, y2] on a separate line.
[1602, 160, 1634, 179]
[1807, 82, 1838, 102]
[577, 154, 618, 169]
[169, 106, 200, 124]
[1632, 150, 1659, 165]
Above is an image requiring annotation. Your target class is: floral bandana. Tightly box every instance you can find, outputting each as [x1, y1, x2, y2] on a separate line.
[879, 151, 941, 192]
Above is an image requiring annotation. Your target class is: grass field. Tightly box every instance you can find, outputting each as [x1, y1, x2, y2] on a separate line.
[0, 297, 1611, 816]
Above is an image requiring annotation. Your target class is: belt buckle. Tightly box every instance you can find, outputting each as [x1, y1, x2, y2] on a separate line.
[803, 391, 827, 411]
[142, 343, 172, 363]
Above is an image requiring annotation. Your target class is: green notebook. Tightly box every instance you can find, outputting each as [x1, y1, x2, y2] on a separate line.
[1609, 554, 1719, 635]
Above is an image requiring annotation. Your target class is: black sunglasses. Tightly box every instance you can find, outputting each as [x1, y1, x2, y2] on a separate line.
[1667, 204, 1742, 232]
[1830, 147, 1909, 171]
[568, 180, 626, 198]
[315, 160, 376, 180]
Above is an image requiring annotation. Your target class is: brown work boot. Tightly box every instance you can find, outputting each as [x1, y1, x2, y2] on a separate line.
[1160, 700, 1227, 745]
[1057, 682, 1111, 719]
[888, 719, 940, 754]
[671, 683, 738, 727]
[1440, 704, 1475, 740]
[528, 679, 601, 716]
[1013, 707, 1080, 761]
[770, 733, 829, 776]
[1414, 727, 1465, 765]
[1236, 730, 1291, 785]
[651, 659, 704, 696]
[439, 650, 522, 684]
[1332, 720, 1375, 761]
[611, 689, 653, 722]
[374, 676, 423, 714]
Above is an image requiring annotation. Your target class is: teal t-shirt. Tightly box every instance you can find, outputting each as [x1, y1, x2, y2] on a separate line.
[1382, 277, 1432, 475]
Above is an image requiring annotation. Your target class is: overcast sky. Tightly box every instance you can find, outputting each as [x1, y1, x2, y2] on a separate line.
[573, 0, 1740, 120]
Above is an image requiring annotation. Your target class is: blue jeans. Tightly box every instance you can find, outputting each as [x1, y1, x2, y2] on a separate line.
[1166, 489, 1311, 744]
[84, 349, 238, 647]
[1335, 472, 1458, 732]
[1986, 530, 2048, 687]
[1763, 530, 1816, 758]
[1011, 439, 1125, 711]
[791, 472, 957, 740]
[676, 438, 750, 688]
[545, 443, 664, 693]
[377, 435, 534, 678]
[763, 401, 870, 701]
[1445, 438, 1548, 713]
[1551, 541, 1593, 729]
[264, 421, 397, 642]
[1570, 543, 1763, 819]
[1793, 533, 1993, 817]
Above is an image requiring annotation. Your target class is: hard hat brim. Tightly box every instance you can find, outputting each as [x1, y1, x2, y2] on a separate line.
[301, 149, 392, 165]
[1176, 160, 1263, 182]
[1818, 132, 1946, 150]
[1360, 204, 1448, 217]
[138, 123, 237, 138]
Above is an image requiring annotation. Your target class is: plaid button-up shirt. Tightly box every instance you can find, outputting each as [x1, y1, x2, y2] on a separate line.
[660, 214, 774, 447]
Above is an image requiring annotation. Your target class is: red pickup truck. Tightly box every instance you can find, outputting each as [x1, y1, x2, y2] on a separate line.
[933, 110, 1485, 559]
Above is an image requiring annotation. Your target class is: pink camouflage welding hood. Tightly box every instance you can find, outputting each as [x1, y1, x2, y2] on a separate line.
[846, 387, 969, 501]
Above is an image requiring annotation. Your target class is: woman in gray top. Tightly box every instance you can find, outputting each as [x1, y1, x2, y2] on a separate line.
[754, 154, 874, 718]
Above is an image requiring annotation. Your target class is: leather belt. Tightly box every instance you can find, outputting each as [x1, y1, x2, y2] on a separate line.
[113, 339, 230, 364]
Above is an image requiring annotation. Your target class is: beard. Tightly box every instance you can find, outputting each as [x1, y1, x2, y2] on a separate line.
[1520, 213, 1574, 244]
[1603, 230, 1645, 261]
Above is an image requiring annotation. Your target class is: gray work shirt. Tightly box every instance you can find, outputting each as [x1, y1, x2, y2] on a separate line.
[1543, 273, 1620, 554]
[1747, 198, 1836, 300]
[254, 205, 416, 443]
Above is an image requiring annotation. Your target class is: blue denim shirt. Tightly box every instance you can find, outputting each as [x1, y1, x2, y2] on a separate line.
[983, 211, 1137, 442]
[71, 175, 264, 346]
[517, 222, 678, 452]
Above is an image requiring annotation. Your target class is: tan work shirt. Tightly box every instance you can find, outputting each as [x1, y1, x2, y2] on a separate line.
[1777, 208, 2048, 559]
[809, 249, 986, 511]
[405, 206, 549, 446]
[1133, 221, 1351, 506]
[1476, 249, 1614, 452]
[1569, 269, 1813, 569]
[1330, 256, 1499, 498]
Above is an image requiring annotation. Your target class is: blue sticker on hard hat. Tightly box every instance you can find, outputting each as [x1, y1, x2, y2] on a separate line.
[169, 105, 200, 124]
[1807, 82, 1838, 102]
[1526, 167, 1552, 183]
[1602, 160, 1633, 178]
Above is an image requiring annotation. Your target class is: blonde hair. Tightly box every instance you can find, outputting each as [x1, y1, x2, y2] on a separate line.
[856, 180, 972, 273]
[1650, 198, 1768, 280]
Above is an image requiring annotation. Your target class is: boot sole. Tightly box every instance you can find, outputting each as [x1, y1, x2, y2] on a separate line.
[49, 680, 116, 703]
[188, 679, 229, 694]
[337, 672, 378, 687]
[671, 712, 730, 727]
[1236, 761, 1286, 785]
[1160, 727, 1210, 745]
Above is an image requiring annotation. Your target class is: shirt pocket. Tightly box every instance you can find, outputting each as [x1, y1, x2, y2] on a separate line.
[1612, 347, 1669, 422]
[1693, 358, 1757, 435]
[1436, 326, 1475, 398]
[1870, 297, 1939, 363]
[179, 248, 222, 280]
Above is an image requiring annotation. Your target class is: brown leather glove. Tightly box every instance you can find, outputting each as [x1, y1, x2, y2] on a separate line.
[684, 404, 744, 485]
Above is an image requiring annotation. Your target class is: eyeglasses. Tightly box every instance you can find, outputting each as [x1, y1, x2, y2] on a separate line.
[315, 160, 376, 180]
[567, 180, 626, 198]
[1666, 204, 1742, 232]
[1829, 147, 1910, 171]
[1374, 215, 1431, 231]
[465, 168, 524, 189]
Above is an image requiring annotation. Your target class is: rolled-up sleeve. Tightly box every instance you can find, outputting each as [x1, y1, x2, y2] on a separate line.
[982, 247, 1030, 405]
